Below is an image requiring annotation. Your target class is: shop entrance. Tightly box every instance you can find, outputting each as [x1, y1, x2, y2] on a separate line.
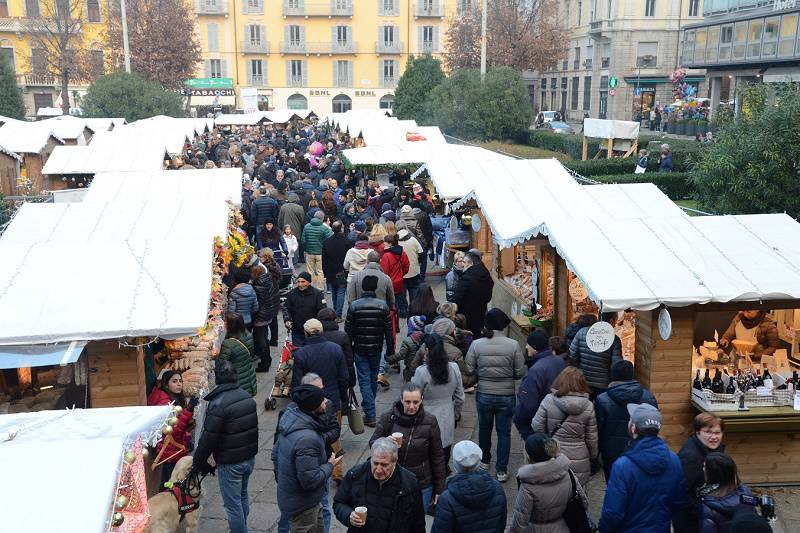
[632, 86, 656, 121]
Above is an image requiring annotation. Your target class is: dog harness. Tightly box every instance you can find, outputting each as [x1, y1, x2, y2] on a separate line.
[166, 468, 205, 521]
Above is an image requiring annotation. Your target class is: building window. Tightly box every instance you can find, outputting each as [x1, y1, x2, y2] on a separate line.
[207, 23, 219, 52]
[747, 19, 763, 59]
[289, 59, 303, 85]
[33, 93, 53, 112]
[571, 76, 579, 110]
[209, 59, 222, 78]
[422, 26, 434, 52]
[31, 48, 47, 74]
[380, 94, 394, 110]
[585, 45, 593, 68]
[383, 25, 395, 44]
[382, 58, 396, 87]
[334, 60, 351, 86]
[287, 93, 308, 109]
[249, 25, 262, 45]
[645, 0, 655, 17]
[688, 0, 698, 17]
[380, 0, 395, 15]
[577, 1, 581, 25]
[332, 94, 352, 113]
[719, 24, 733, 59]
[779, 14, 798, 57]
[636, 41, 657, 66]
[249, 59, 263, 84]
[762, 17, 778, 57]
[583, 76, 591, 109]
[90, 49, 103, 77]
[287, 0, 299, 8]
[247, 0, 261, 12]
[0, 48, 14, 73]
[694, 29, 706, 63]
[26, 0, 39, 17]
[457, 0, 472, 13]
[0, 0, 7, 17]
[573, 47, 580, 69]
[289, 25, 302, 46]
[87, 0, 100, 21]
[706, 26, 719, 62]
[732, 20, 747, 59]
[336, 25, 348, 45]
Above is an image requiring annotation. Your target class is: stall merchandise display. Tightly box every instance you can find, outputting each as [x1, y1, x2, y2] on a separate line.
[0, 358, 88, 414]
[615, 312, 637, 361]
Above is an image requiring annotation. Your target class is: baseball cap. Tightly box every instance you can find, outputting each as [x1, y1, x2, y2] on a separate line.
[627, 403, 662, 432]
[452, 440, 482, 473]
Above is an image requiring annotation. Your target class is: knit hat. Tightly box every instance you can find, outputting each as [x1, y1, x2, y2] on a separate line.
[361, 275, 378, 292]
[314, 210, 325, 220]
[354, 221, 366, 232]
[382, 203, 394, 213]
[263, 217, 275, 225]
[303, 318, 323, 335]
[297, 272, 312, 283]
[526, 330, 549, 351]
[408, 315, 426, 333]
[627, 403, 662, 433]
[525, 433, 555, 463]
[383, 211, 397, 222]
[291, 384, 325, 414]
[432, 317, 456, 337]
[484, 308, 511, 331]
[288, 192, 300, 203]
[611, 360, 635, 382]
[395, 220, 407, 230]
[452, 440, 482, 473]
[400, 205, 412, 214]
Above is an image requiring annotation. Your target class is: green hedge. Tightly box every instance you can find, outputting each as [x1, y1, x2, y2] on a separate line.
[563, 158, 637, 176]
[528, 131, 584, 159]
[589, 172, 694, 200]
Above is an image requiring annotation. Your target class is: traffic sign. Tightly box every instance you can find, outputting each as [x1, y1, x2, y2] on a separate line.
[634, 87, 642, 96]
[609, 76, 618, 88]
[609, 89, 616, 97]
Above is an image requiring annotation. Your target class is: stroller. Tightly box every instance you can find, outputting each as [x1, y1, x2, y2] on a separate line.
[265, 337, 297, 411]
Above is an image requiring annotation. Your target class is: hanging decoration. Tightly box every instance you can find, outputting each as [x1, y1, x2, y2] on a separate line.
[110, 438, 151, 532]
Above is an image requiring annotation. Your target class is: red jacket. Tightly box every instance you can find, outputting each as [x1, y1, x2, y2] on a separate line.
[368, 240, 386, 258]
[380, 245, 409, 293]
[147, 387, 194, 464]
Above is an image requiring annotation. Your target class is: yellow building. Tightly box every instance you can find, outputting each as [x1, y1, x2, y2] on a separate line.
[0, 0, 108, 116]
[193, 0, 472, 114]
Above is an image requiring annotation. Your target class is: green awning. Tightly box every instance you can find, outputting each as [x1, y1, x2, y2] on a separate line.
[623, 76, 706, 85]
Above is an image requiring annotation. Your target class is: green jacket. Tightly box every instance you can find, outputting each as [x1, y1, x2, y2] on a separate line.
[218, 333, 257, 396]
[301, 218, 333, 255]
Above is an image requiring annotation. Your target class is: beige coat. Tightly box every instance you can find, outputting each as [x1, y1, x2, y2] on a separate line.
[508, 453, 588, 533]
[532, 393, 599, 486]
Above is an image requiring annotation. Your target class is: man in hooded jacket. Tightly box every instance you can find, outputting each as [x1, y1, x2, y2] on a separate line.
[278, 192, 306, 261]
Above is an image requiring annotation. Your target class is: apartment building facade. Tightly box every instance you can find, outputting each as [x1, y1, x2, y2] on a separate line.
[193, 0, 470, 113]
[529, 0, 705, 122]
[0, 0, 108, 116]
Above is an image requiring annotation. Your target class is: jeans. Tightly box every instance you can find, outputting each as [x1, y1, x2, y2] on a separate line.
[218, 457, 255, 533]
[306, 253, 324, 289]
[269, 316, 279, 345]
[396, 290, 408, 318]
[327, 282, 346, 318]
[252, 323, 271, 370]
[355, 353, 380, 419]
[419, 252, 428, 277]
[403, 275, 422, 312]
[421, 485, 433, 514]
[476, 393, 515, 474]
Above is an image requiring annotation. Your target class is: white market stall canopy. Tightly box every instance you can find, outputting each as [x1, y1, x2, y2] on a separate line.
[0, 169, 240, 345]
[214, 112, 264, 126]
[582, 118, 640, 140]
[323, 110, 446, 147]
[0, 119, 64, 154]
[412, 146, 514, 201]
[342, 142, 497, 168]
[0, 405, 170, 533]
[214, 109, 315, 127]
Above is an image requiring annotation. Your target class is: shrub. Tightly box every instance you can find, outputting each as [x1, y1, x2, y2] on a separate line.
[563, 158, 637, 176]
[589, 172, 695, 200]
[528, 131, 584, 159]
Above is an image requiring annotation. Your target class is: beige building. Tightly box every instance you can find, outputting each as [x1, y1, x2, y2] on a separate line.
[192, 0, 471, 114]
[528, 0, 706, 121]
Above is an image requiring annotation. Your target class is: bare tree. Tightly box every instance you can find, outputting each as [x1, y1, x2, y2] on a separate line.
[23, 0, 89, 114]
[106, 0, 201, 90]
[444, 0, 568, 74]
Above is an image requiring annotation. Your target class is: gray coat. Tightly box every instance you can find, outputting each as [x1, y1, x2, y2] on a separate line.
[345, 262, 395, 309]
[465, 331, 526, 396]
[532, 393, 599, 486]
[278, 200, 305, 242]
[509, 453, 588, 533]
[411, 362, 465, 448]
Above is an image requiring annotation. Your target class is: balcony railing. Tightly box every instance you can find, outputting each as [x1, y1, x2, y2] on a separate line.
[588, 19, 612, 36]
[195, 0, 228, 14]
[334, 76, 352, 87]
[288, 74, 304, 86]
[420, 42, 434, 54]
[584, 59, 593, 69]
[382, 76, 398, 88]
[636, 55, 657, 67]
[242, 40, 270, 54]
[375, 40, 403, 54]
[282, 1, 353, 17]
[414, 1, 442, 17]
[17, 73, 56, 86]
[280, 41, 357, 54]
[247, 74, 266, 86]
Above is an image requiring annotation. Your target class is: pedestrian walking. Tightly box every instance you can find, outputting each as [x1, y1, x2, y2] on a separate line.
[251, 263, 277, 372]
[452, 250, 494, 339]
[321, 221, 353, 320]
[218, 313, 257, 397]
[291, 318, 349, 414]
[193, 360, 259, 533]
[345, 251, 395, 309]
[445, 251, 465, 303]
[228, 270, 259, 331]
[569, 312, 623, 398]
[283, 272, 326, 346]
[465, 308, 526, 482]
[302, 211, 334, 290]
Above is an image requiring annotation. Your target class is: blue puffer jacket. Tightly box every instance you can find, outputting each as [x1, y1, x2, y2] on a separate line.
[699, 485, 756, 533]
[250, 194, 278, 226]
[599, 436, 687, 533]
[228, 283, 259, 326]
[595, 380, 658, 478]
[431, 471, 506, 533]
[271, 404, 333, 516]
[513, 350, 567, 440]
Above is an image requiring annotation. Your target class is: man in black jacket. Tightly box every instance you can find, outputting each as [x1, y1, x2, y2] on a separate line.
[318, 308, 355, 390]
[321, 221, 353, 320]
[334, 437, 425, 533]
[344, 275, 394, 426]
[451, 249, 494, 339]
[291, 319, 349, 414]
[283, 272, 326, 346]
[569, 311, 623, 398]
[193, 360, 258, 533]
[251, 263, 276, 373]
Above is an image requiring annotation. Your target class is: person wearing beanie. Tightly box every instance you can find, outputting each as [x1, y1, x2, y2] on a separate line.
[345, 274, 395, 426]
[465, 307, 526, 482]
[513, 328, 567, 441]
[301, 208, 334, 290]
[388, 315, 428, 382]
[292, 318, 349, 414]
[431, 440, 507, 533]
[595, 359, 658, 480]
[451, 250, 494, 339]
[283, 271, 326, 345]
[272, 383, 341, 532]
[250, 179, 279, 242]
[508, 434, 585, 533]
[396, 219, 424, 315]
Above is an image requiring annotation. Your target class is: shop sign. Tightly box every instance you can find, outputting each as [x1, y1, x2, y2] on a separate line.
[189, 88, 234, 97]
[354, 90, 376, 97]
[471, 213, 482, 233]
[658, 308, 672, 341]
[774, 0, 797, 11]
[186, 78, 233, 88]
[609, 76, 618, 88]
[586, 321, 615, 353]
[568, 278, 588, 302]
[310, 90, 331, 96]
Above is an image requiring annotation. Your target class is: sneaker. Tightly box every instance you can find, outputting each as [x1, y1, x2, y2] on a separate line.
[364, 417, 377, 428]
[271, 385, 282, 397]
[463, 386, 475, 394]
[377, 374, 390, 388]
[282, 386, 291, 397]
[336, 317, 344, 323]
[478, 462, 490, 472]
[496, 471, 509, 483]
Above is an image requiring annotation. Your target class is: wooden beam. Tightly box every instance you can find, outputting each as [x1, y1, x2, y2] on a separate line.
[606, 137, 613, 159]
[582, 136, 588, 161]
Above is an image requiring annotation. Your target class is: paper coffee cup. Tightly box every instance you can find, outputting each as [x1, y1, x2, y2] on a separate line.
[355, 506, 367, 522]
[392, 432, 403, 446]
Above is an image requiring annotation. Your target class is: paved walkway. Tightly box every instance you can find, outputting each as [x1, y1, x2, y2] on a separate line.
[197, 276, 793, 532]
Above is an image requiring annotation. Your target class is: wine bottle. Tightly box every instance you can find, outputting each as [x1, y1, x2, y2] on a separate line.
[702, 368, 712, 389]
[693, 369, 703, 391]
[763, 366, 773, 389]
[756, 369, 765, 388]
[712, 369, 724, 393]
[725, 376, 736, 394]
[793, 370, 799, 385]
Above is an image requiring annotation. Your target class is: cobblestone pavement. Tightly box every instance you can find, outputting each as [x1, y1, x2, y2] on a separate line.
[198, 276, 793, 532]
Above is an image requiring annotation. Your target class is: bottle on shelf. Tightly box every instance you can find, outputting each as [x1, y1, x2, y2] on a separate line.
[702, 368, 712, 389]
[763, 365, 773, 389]
[756, 369, 765, 388]
[693, 369, 703, 391]
[711, 369, 724, 393]
[725, 376, 736, 394]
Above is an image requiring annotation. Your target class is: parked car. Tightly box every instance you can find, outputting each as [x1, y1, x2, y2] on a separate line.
[542, 121, 574, 135]
[542, 111, 558, 123]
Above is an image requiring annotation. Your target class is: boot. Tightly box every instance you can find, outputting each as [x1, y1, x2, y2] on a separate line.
[282, 385, 291, 397]
[271, 385, 282, 397]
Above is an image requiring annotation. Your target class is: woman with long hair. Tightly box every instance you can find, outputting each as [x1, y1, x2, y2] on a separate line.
[258, 218, 289, 270]
[258, 248, 283, 347]
[305, 199, 321, 224]
[218, 313, 257, 396]
[411, 334, 465, 466]
[699, 453, 756, 532]
[321, 190, 338, 221]
[409, 283, 439, 325]
[532, 366, 599, 486]
[147, 370, 196, 487]
[368, 222, 388, 257]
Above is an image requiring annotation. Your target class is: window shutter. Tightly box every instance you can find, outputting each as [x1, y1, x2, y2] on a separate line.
[208, 24, 218, 52]
[347, 61, 353, 87]
[298, 0, 304, 7]
[221, 59, 227, 77]
[205, 59, 211, 77]
[300, 26, 306, 44]
[255, 0, 263, 13]
[260, 25, 266, 47]
[263, 60, 267, 85]
[394, 25, 400, 45]
[417, 27, 423, 53]
[285, 60, 292, 85]
[433, 26, 440, 52]
[284, 25, 289, 47]
[242, 0, 248, 13]
[377, 26, 383, 47]
[379, 60, 384, 88]
[377, 0, 383, 15]
[332, 25, 337, 47]
[332, 60, 338, 86]
[246, 63, 252, 85]
[302, 60, 308, 85]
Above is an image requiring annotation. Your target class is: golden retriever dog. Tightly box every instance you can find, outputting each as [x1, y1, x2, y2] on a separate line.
[144, 457, 201, 533]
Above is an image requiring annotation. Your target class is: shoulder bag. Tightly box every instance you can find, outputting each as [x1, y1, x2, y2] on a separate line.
[563, 469, 595, 533]
[347, 388, 365, 435]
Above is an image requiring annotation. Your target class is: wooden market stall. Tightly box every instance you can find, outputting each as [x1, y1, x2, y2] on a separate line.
[581, 118, 640, 160]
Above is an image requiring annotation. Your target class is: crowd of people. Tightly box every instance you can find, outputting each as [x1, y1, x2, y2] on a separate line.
[149, 120, 773, 533]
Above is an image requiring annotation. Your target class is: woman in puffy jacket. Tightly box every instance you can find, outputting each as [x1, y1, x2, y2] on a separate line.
[227, 269, 259, 330]
[699, 452, 757, 532]
[218, 313, 257, 396]
[147, 370, 196, 487]
[258, 248, 284, 347]
[532, 367, 599, 486]
[258, 218, 289, 270]
[445, 251, 465, 302]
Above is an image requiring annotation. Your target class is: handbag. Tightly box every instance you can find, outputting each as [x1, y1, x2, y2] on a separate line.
[563, 469, 595, 533]
[347, 388, 365, 435]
